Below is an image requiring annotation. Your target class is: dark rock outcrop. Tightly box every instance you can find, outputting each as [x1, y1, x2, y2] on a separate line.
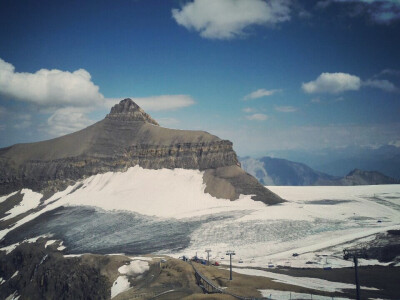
[334, 169, 400, 186]
[0, 99, 282, 204]
[0, 240, 110, 300]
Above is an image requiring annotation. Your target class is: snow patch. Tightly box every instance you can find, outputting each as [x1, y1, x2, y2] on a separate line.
[111, 276, 131, 299]
[128, 256, 153, 261]
[10, 271, 18, 279]
[1, 189, 42, 221]
[57, 241, 66, 251]
[118, 260, 149, 277]
[0, 191, 18, 203]
[232, 268, 379, 293]
[5, 291, 20, 300]
[51, 166, 261, 219]
[259, 289, 351, 300]
[45, 240, 57, 248]
[0, 235, 49, 254]
[64, 254, 84, 258]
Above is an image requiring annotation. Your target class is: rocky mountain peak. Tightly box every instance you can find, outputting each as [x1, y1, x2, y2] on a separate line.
[106, 98, 159, 125]
[347, 169, 363, 176]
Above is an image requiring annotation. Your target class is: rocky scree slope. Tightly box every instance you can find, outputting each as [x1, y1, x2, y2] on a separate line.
[0, 99, 282, 204]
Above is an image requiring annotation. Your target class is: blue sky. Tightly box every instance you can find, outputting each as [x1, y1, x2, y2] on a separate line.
[0, 0, 399, 157]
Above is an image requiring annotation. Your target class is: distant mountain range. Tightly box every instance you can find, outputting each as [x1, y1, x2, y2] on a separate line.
[240, 156, 400, 186]
[266, 145, 400, 179]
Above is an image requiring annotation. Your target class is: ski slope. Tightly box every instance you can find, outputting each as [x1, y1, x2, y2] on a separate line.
[0, 166, 399, 269]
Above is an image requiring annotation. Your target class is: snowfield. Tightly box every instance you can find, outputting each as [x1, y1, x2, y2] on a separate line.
[231, 268, 379, 293]
[0, 166, 399, 270]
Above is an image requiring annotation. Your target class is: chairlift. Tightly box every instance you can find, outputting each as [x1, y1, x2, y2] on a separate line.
[323, 256, 332, 270]
[268, 260, 274, 268]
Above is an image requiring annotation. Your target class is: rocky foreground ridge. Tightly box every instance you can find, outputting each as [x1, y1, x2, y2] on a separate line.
[0, 99, 282, 204]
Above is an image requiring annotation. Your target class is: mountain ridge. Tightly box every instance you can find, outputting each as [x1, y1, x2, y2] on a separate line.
[240, 156, 400, 186]
[0, 98, 282, 204]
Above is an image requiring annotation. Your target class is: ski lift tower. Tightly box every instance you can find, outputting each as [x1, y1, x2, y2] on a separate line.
[343, 248, 368, 300]
[205, 249, 211, 265]
[226, 250, 236, 280]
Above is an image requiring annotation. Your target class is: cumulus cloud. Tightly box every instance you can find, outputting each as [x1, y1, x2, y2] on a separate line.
[0, 58, 104, 108]
[243, 88, 281, 100]
[363, 79, 398, 92]
[302, 72, 362, 94]
[303, 72, 398, 94]
[46, 107, 94, 137]
[0, 58, 198, 139]
[245, 113, 268, 121]
[105, 95, 195, 111]
[275, 105, 297, 112]
[172, 0, 291, 39]
[317, 0, 400, 23]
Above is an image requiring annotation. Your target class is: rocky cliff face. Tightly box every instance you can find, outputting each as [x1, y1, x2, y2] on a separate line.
[0, 99, 282, 204]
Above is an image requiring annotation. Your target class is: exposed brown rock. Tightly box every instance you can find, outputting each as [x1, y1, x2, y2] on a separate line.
[0, 99, 283, 205]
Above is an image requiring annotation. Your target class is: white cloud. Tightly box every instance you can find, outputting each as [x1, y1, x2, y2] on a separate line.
[363, 79, 398, 92]
[275, 106, 297, 112]
[245, 113, 268, 121]
[105, 95, 195, 111]
[243, 88, 281, 100]
[0, 58, 198, 140]
[0, 58, 104, 108]
[302, 72, 362, 94]
[317, 0, 400, 23]
[212, 122, 400, 155]
[172, 0, 291, 40]
[242, 107, 254, 113]
[377, 69, 400, 77]
[388, 140, 400, 148]
[157, 117, 180, 127]
[46, 107, 94, 137]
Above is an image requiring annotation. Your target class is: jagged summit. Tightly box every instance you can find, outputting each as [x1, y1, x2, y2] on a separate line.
[106, 98, 159, 125]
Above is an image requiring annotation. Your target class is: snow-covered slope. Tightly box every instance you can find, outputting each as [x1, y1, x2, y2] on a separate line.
[171, 185, 400, 268]
[1, 167, 399, 269]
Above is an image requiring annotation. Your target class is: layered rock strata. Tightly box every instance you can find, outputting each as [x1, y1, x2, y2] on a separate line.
[0, 99, 282, 204]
